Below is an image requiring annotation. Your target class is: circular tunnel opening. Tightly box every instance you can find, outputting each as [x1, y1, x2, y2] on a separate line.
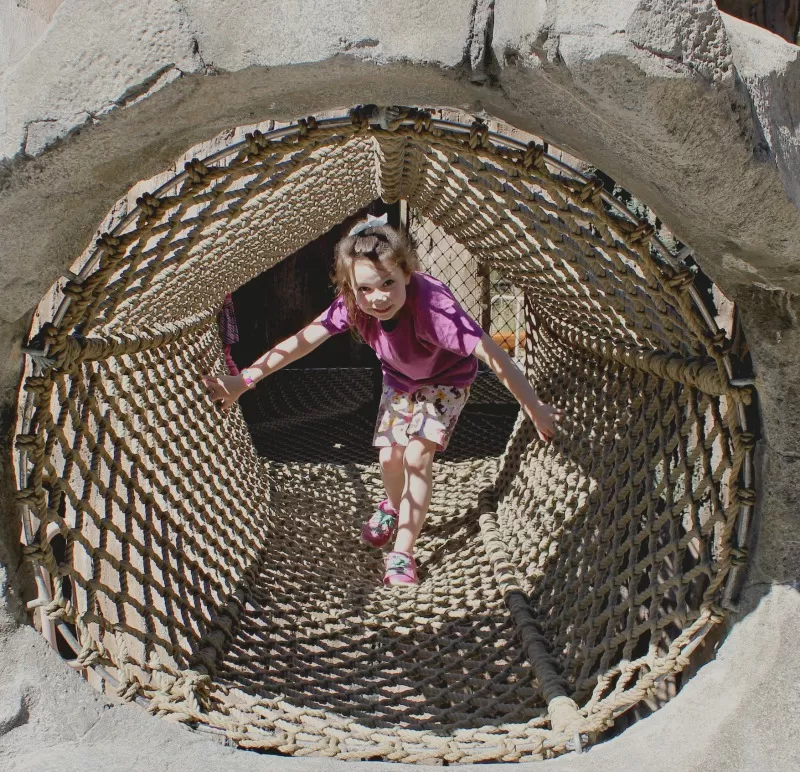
[14, 107, 756, 763]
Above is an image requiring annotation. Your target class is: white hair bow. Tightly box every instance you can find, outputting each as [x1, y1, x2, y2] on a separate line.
[348, 213, 388, 237]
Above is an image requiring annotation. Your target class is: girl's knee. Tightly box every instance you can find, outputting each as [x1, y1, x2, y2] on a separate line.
[403, 438, 437, 470]
[379, 445, 404, 470]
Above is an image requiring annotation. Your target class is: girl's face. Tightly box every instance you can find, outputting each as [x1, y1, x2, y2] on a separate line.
[351, 257, 411, 321]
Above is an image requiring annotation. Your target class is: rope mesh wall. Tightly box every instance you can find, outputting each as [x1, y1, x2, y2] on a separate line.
[15, 108, 754, 763]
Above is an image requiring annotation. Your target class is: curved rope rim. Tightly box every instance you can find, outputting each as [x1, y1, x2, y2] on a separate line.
[13, 106, 756, 763]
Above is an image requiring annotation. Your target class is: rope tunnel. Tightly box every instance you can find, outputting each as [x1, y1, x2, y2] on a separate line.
[14, 107, 756, 764]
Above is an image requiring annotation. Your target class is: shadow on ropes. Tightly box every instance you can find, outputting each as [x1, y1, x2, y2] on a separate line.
[197, 366, 551, 734]
[241, 366, 519, 464]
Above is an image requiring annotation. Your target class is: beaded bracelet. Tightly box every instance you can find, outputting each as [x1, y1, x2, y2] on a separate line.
[242, 369, 258, 389]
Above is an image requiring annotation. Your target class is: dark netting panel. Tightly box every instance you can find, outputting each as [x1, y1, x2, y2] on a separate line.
[15, 109, 754, 763]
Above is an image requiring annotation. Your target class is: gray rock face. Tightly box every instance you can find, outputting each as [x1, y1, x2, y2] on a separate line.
[626, 0, 734, 82]
[488, 1, 800, 298]
[725, 14, 800, 206]
[1, 0, 799, 768]
[182, 0, 475, 70]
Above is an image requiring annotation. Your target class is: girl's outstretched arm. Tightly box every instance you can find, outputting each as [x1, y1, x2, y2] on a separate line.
[472, 332, 561, 441]
[202, 314, 333, 410]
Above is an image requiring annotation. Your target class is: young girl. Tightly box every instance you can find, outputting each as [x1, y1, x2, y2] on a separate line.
[203, 216, 560, 586]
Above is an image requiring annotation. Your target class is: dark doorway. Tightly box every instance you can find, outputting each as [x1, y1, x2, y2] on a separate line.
[230, 200, 402, 371]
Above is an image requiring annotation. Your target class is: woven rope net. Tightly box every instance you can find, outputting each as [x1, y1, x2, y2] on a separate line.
[15, 108, 755, 764]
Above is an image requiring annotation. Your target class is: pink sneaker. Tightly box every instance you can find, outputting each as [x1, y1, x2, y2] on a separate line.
[360, 499, 399, 549]
[383, 551, 418, 586]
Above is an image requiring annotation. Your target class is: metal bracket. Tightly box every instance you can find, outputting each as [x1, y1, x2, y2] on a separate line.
[567, 731, 588, 754]
[372, 105, 403, 130]
[21, 348, 55, 370]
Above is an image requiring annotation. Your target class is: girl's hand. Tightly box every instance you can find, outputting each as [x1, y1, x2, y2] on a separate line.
[523, 400, 563, 442]
[472, 335, 564, 442]
[202, 374, 247, 410]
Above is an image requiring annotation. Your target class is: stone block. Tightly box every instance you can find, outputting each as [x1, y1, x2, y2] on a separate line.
[182, 0, 473, 71]
[0, 0, 201, 159]
[723, 14, 800, 207]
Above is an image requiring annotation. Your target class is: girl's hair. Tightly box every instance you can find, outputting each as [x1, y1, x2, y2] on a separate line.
[333, 221, 420, 326]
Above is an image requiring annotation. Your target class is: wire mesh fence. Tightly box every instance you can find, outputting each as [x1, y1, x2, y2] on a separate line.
[409, 209, 525, 360]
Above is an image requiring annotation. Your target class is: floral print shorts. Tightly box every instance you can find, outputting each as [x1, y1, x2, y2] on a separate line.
[373, 383, 471, 451]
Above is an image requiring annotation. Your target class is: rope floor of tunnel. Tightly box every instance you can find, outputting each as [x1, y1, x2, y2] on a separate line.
[12, 108, 756, 765]
[219, 371, 530, 733]
[192, 369, 570, 762]
[187, 363, 724, 762]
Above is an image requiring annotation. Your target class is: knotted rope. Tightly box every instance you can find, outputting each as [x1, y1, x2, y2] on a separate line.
[14, 109, 754, 763]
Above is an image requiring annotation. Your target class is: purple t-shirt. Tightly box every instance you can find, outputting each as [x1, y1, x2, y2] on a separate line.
[320, 272, 484, 392]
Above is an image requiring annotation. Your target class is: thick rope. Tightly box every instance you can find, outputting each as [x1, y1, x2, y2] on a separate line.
[13, 110, 753, 763]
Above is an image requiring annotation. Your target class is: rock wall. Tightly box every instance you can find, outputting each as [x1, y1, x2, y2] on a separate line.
[1, 1, 799, 769]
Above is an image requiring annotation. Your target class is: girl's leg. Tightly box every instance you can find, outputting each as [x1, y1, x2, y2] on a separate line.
[378, 445, 405, 512]
[362, 446, 404, 549]
[392, 437, 437, 555]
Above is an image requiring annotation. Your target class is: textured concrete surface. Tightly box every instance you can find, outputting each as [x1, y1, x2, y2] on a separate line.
[725, 13, 800, 206]
[0, 0, 62, 73]
[1, 587, 797, 771]
[183, 0, 475, 71]
[1, 0, 800, 769]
